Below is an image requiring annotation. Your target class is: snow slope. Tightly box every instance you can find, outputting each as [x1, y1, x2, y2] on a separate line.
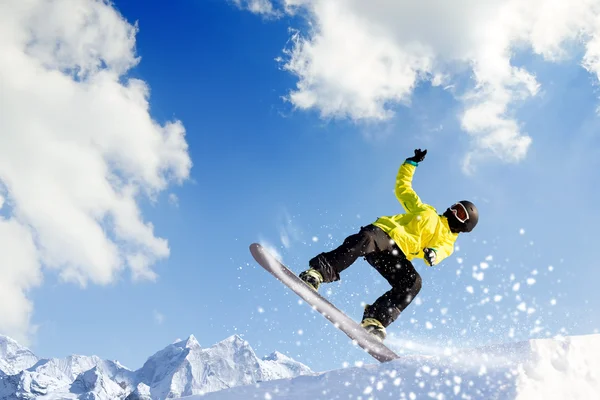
[0, 334, 312, 400]
[180, 334, 600, 400]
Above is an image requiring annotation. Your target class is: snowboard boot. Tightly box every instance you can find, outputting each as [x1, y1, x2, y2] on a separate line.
[299, 268, 323, 291]
[360, 318, 387, 341]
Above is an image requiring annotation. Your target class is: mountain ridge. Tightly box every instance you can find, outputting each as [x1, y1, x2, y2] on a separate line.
[0, 334, 312, 400]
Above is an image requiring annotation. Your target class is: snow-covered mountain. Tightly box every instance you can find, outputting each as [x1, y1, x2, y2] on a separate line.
[129, 334, 312, 399]
[181, 333, 600, 400]
[0, 334, 312, 400]
[0, 336, 38, 376]
[0, 354, 135, 400]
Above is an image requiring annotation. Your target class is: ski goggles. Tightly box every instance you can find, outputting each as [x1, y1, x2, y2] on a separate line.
[450, 202, 470, 224]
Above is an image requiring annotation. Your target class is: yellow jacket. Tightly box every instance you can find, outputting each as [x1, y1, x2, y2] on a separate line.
[372, 161, 458, 265]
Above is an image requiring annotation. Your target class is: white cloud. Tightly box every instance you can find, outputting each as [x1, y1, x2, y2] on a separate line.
[232, 0, 279, 17]
[0, 0, 191, 342]
[273, 0, 600, 170]
[0, 219, 42, 345]
[168, 193, 179, 207]
[153, 310, 165, 325]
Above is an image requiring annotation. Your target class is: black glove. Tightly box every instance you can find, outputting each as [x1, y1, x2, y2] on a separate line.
[406, 149, 427, 163]
[423, 248, 437, 266]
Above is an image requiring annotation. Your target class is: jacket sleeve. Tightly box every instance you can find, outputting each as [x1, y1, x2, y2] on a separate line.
[426, 237, 456, 266]
[395, 161, 424, 213]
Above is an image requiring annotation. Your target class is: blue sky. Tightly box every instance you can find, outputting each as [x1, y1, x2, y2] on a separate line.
[3, 0, 600, 374]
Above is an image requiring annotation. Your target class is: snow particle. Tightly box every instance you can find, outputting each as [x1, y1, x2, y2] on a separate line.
[312, 236, 318, 242]
[466, 286, 474, 294]
[519, 229, 525, 235]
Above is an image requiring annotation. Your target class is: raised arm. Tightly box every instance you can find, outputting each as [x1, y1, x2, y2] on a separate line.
[395, 149, 427, 213]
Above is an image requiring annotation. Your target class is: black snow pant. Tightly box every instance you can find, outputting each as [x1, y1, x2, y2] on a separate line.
[309, 224, 422, 327]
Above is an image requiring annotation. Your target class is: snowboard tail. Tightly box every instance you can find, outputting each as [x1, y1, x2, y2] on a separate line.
[249, 243, 399, 363]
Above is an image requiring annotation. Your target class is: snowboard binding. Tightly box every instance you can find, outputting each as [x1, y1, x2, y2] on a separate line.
[360, 318, 386, 341]
[299, 268, 323, 291]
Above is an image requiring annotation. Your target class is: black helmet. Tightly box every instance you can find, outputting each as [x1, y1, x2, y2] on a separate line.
[443, 200, 479, 233]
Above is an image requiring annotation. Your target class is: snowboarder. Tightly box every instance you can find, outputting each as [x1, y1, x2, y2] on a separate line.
[299, 149, 479, 341]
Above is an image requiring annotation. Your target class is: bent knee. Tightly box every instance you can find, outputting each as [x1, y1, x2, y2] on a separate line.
[412, 273, 422, 294]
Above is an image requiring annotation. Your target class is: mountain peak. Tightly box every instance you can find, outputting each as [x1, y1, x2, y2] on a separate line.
[173, 334, 200, 350]
[0, 334, 29, 355]
[186, 334, 200, 347]
[0, 334, 39, 376]
[263, 351, 290, 362]
[222, 334, 246, 347]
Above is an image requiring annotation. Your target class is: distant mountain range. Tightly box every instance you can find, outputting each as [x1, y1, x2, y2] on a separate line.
[0, 334, 313, 399]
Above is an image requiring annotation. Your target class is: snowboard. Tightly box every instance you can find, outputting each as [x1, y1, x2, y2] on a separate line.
[249, 243, 400, 363]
